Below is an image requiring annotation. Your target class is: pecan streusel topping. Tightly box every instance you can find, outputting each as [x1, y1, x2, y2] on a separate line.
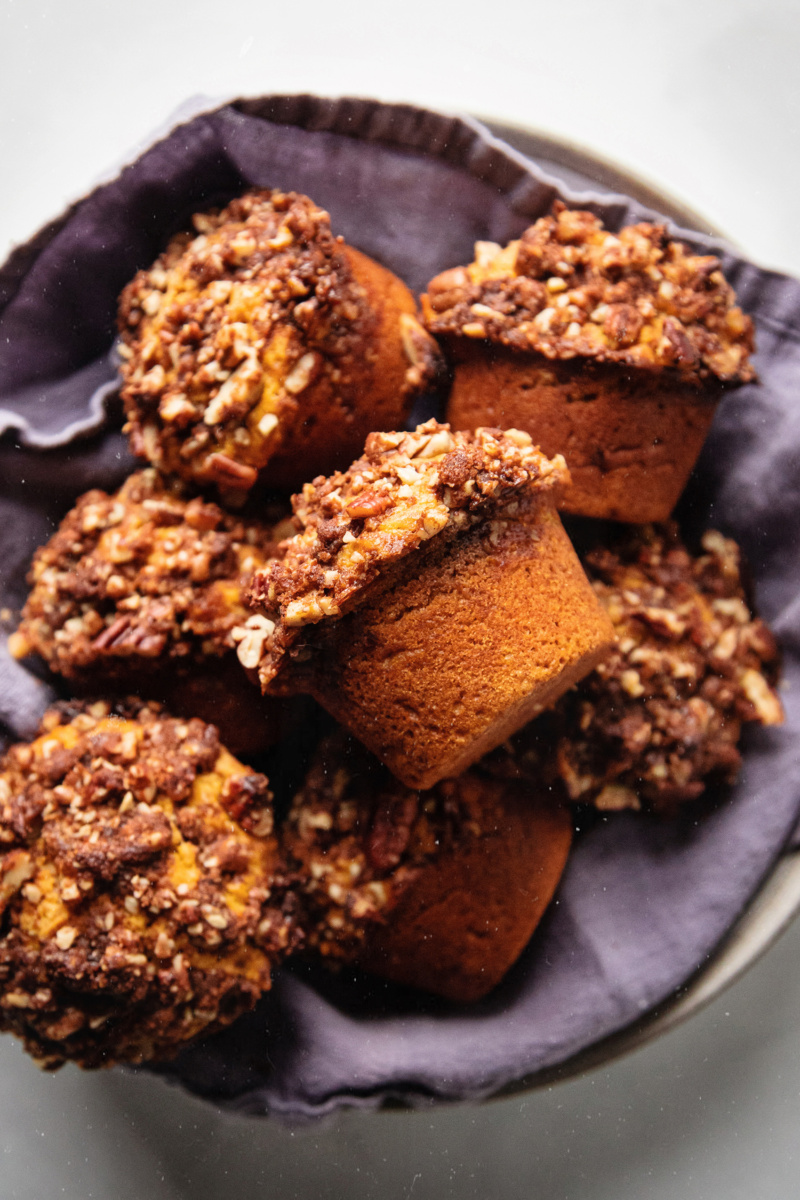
[9, 469, 281, 681]
[244, 420, 568, 689]
[118, 189, 439, 494]
[484, 524, 782, 813]
[281, 732, 482, 961]
[0, 700, 298, 1069]
[422, 202, 754, 384]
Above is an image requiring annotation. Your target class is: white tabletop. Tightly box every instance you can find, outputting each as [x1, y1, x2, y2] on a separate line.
[3, 0, 800, 276]
[2, 1, 800, 1196]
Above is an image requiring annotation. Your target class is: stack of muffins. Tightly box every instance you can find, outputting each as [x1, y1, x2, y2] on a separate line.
[1, 188, 782, 1068]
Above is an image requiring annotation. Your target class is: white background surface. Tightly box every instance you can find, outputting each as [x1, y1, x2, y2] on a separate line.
[3, 0, 800, 274]
[2, 1, 800, 1196]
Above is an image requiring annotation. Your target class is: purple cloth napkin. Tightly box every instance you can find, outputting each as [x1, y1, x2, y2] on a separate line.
[1, 95, 799, 1117]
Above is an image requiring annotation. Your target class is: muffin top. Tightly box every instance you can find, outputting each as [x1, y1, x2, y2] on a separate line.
[118, 189, 437, 494]
[484, 524, 783, 813]
[422, 202, 754, 384]
[9, 469, 283, 681]
[0, 700, 297, 1068]
[244, 420, 568, 689]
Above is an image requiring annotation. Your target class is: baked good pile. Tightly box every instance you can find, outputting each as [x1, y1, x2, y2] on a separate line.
[2, 188, 783, 1069]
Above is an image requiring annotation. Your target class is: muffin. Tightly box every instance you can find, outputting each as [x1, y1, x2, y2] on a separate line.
[245, 420, 616, 789]
[0, 700, 298, 1069]
[118, 189, 442, 498]
[483, 524, 783, 814]
[7, 469, 297, 758]
[422, 203, 755, 523]
[282, 732, 572, 1003]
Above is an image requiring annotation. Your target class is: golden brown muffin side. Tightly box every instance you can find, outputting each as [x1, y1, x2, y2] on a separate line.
[422, 202, 754, 384]
[302, 494, 615, 789]
[282, 733, 572, 1002]
[446, 343, 721, 522]
[360, 776, 572, 1003]
[0, 700, 298, 1069]
[483, 524, 783, 814]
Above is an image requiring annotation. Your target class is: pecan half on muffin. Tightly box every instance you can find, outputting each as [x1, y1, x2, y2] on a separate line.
[422, 203, 755, 523]
[244, 420, 615, 789]
[0, 700, 298, 1069]
[118, 189, 442, 498]
[483, 524, 783, 814]
[8, 469, 297, 758]
[282, 731, 572, 1003]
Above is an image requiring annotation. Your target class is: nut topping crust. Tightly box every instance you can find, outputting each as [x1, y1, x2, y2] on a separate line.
[9, 469, 280, 682]
[0, 701, 298, 1069]
[118, 190, 440, 493]
[422, 202, 754, 384]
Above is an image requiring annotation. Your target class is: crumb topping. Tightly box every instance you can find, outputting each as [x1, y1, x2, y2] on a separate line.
[282, 733, 482, 961]
[9, 469, 281, 682]
[245, 420, 568, 689]
[484, 524, 782, 813]
[422, 202, 754, 384]
[118, 189, 437, 493]
[0, 700, 298, 1068]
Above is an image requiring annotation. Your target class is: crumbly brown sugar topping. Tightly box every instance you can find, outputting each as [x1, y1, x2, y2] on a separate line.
[282, 733, 482, 961]
[422, 202, 755, 383]
[0, 701, 298, 1068]
[119, 189, 437, 492]
[244, 421, 568, 688]
[484, 524, 782, 814]
[9, 469, 281, 681]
